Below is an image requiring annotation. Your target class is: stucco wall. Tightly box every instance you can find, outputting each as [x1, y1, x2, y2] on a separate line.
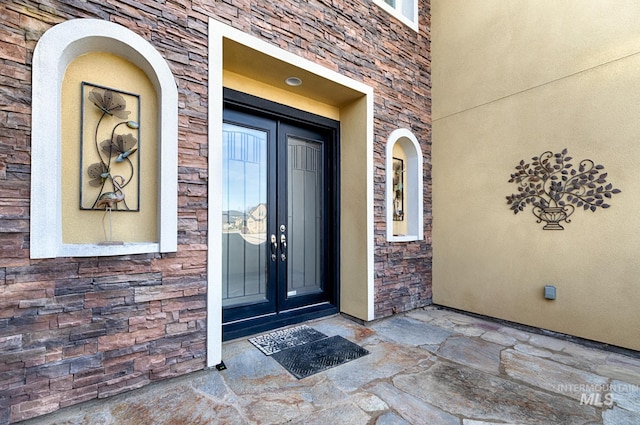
[61, 52, 159, 243]
[432, 0, 640, 351]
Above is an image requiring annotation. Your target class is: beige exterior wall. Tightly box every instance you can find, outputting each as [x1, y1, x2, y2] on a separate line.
[432, 0, 640, 351]
[223, 71, 341, 120]
[339, 97, 372, 320]
[61, 52, 159, 243]
[392, 142, 408, 236]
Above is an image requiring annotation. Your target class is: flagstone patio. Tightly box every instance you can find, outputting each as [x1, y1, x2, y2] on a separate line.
[20, 307, 640, 424]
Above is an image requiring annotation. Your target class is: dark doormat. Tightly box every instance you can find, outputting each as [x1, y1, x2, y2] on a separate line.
[271, 335, 370, 379]
[248, 325, 328, 355]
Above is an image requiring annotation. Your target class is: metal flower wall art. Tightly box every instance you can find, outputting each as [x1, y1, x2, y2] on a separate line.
[80, 82, 140, 243]
[392, 157, 405, 221]
[506, 149, 621, 230]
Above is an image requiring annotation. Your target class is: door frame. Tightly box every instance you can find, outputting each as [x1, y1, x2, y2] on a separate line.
[207, 19, 375, 368]
[221, 88, 341, 340]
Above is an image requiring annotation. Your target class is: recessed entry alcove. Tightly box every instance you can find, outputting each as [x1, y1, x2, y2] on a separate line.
[207, 19, 375, 367]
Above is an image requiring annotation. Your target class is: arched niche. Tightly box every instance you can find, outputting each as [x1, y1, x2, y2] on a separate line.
[386, 128, 424, 242]
[30, 19, 178, 258]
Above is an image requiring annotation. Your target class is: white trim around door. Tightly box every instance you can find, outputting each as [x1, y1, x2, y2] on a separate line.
[207, 19, 374, 367]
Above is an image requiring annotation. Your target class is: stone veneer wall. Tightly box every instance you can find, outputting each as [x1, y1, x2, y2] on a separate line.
[0, 0, 431, 422]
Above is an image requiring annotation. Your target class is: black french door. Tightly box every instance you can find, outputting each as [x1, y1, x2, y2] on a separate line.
[221, 89, 339, 340]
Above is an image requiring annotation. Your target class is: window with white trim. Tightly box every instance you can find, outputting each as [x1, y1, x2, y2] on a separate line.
[373, 0, 419, 31]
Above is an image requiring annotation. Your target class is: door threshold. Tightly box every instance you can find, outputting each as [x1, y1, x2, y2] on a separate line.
[222, 303, 338, 341]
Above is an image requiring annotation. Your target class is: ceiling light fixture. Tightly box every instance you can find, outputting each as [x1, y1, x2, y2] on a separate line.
[285, 76, 302, 86]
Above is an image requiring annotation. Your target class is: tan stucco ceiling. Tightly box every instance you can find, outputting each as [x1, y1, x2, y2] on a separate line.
[223, 38, 363, 107]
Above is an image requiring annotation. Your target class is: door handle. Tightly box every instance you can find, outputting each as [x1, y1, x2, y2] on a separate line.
[280, 233, 287, 261]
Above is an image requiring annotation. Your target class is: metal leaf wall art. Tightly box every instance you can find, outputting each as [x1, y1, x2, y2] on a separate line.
[392, 157, 405, 221]
[506, 149, 621, 230]
[80, 82, 141, 242]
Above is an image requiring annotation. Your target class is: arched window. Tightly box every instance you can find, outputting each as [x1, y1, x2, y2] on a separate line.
[30, 19, 177, 258]
[386, 129, 424, 242]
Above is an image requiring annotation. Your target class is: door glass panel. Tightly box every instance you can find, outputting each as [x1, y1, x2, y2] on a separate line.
[287, 137, 323, 297]
[222, 123, 268, 307]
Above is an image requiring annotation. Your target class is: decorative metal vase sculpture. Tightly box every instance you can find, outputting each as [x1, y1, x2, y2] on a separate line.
[506, 149, 620, 230]
[80, 83, 140, 244]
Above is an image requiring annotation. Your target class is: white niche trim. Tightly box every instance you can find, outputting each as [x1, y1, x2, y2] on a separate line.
[386, 128, 424, 242]
[30, 19, 178, 258]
